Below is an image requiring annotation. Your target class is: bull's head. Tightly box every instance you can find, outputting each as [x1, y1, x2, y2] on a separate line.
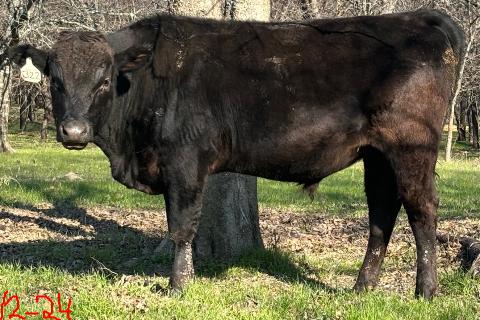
[9, 31, 151, 150]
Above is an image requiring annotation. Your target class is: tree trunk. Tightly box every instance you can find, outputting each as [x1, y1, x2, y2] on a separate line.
[455, 97, 467, 142]
[230, 0, 271, 21]
[161, 0, 271, 261]
[0, 66, 14, 153]
[459, 237, 480, 277]
[445, 23, 477, 161]
[19, 95, 32, 133]
[469, 104, 479, 149]
[167, 0, 222, 18]
[194, 173, 263, 259]
[40, 108, 49, 140]
[299, 0, 318, 20]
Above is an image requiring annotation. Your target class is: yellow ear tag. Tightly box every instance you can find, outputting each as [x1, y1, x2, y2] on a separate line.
[20, 57, 42, 83]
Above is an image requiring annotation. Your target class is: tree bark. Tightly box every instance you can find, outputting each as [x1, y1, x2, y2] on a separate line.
[194, 173, 263, 259]
[455, 97, 467, 142]
[0, 66, 14, 153]
[469, 104, 479, 149]
[40, 105, 50, 141]
[446, 22, 477, 161]
[437, 233, 480, 277]
[459, 236, 480, 275]
[159, 0, 270, 261]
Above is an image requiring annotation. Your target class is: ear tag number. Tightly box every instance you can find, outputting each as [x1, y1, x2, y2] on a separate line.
[20, 57, 42, 83]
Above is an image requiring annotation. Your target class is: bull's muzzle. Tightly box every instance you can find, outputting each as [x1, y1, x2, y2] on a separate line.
[58, 119, 92, 150]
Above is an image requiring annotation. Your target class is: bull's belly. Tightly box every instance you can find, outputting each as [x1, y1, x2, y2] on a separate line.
[225, 98, 369, 182]
[228, 142, 363, 184]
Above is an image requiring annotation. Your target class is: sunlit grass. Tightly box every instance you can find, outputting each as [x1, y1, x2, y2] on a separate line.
[1, 256, 479, 319]
[0, 130, 479, 319]
[1, 131, 478, 219]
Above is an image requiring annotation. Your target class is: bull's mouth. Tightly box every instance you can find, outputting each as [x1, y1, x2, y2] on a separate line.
[62, 142, 88, 150]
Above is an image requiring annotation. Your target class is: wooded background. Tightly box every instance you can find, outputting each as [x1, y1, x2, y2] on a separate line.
[0, 0, 479, 155]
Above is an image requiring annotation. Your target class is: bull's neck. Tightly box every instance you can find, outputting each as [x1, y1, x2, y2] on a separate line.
[94, 69, 168, 193]
[94, 17, 176, 191]
[96, 18, 163, 156]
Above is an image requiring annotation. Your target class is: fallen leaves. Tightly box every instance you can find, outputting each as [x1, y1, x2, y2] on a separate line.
[0, 204, 478, 295]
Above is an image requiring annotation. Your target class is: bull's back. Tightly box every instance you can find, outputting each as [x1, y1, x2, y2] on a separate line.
[172, 10, 463, 181]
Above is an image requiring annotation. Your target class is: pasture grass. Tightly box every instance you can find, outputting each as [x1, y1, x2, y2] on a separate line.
[0, 257, 479, 319]
[0, 130, 479, 219]
[0, 129, 479, 319]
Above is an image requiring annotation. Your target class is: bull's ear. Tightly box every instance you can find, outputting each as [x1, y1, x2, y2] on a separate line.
[8, 44, 49, 75]
[114, 46, 152, 73]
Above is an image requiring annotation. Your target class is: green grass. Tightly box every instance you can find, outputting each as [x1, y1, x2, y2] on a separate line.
[1, 129, 479, 319]
[1, 131, 479, 219]
[0, 132, 164, 209]
[1, 256, 479, 319]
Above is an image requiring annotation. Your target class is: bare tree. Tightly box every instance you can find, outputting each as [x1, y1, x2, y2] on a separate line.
[0, 65, 13, 152]
[446, 17, 478, 160]
[0, 0, 44, 152]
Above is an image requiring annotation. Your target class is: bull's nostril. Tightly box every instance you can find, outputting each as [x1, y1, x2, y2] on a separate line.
[61, 120, 90, 140]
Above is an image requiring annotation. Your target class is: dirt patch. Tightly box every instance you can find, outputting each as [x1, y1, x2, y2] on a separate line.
[260, 208, 480, 293]
[0, 204, 478, 294]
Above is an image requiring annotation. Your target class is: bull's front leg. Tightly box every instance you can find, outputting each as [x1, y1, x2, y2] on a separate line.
[163, 165, 207, 292]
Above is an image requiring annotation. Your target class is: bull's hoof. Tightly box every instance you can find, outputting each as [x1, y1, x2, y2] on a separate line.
[414, 275, 437, 300]
[169, 240, 194, 295]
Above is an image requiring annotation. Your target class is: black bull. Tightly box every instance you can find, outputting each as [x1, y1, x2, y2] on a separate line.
[10, 9, 464, 298]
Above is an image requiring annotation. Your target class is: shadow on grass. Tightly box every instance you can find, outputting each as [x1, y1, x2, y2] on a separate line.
[196, 248, 341, 293]
[0, 181, 339, 293]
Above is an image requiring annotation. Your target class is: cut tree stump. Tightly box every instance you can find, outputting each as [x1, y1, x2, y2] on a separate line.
[436, 232, 454, 244]
[437, 232, 480, 277]
[459, 237, 480, 277]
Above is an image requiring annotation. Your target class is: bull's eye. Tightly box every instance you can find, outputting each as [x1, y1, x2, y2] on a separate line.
[101, 78, 111, 89]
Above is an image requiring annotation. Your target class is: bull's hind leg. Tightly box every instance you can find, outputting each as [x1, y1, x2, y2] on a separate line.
[354, 147, 401, 292]
[391, 149, 439, 299]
